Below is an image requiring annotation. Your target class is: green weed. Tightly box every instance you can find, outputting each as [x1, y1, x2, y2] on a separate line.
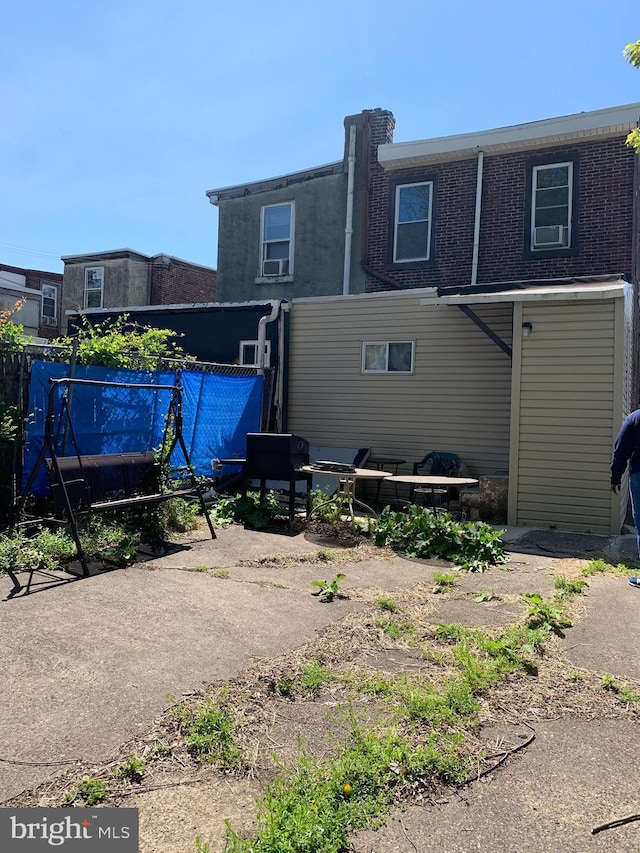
[521, 593, 572, 632]
[300, 659, 331, 695]
[373, 506, 506, 572]
[473, 589, 501, 602]
[554, 575, 588, 595]
[432, 571, 458, 594]
[115, 755, 145, 783]
[61, 775, 109, 806]
[174, 694, 243, 770]
[310, 573, 346, 602]
[377, 597, 398, 612]
[377, 620, 416, 640]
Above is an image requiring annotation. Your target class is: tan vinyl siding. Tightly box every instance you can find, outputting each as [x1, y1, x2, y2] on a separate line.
[288, 293, 512, 489]
[514, 299, 617, 534]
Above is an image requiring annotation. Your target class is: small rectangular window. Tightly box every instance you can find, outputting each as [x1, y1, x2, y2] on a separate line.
[393, 182, 432, 262]
[239, 339, 271, 367]
[362, 341, 414, 374]
[531, 163, 572, 250]
[84, 267, 104, 309]
[260, 203, 294, 277]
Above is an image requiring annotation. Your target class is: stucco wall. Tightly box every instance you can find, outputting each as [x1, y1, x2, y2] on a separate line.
[62, 255, 149, 318]
[216, 172, 366, 302]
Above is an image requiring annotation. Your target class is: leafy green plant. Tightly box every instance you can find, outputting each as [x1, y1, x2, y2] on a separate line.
[300, 659, 331, 695]
[0, 298, 30, 354]
[317, 547, 336, 562]
[115, 755, 145, 783]
[432, 571, 458, 594]
[373, 506, 506, 572]
[601, 674, 617, 690]
[309, 489, 351, 526]
[213, 569, 230, 578]
[554, 575, 588, 595]
[54, 314, 194, 370]
[195, 839, 212, 853]
[0, 527, 77, 574]
[174, 694, 243, 770]
[521, 593, 572, 632]
[61, 775, 108, 805]
[473, 589, 501, 603]
[377, 620, 416, 640]
[311, 572, 346, 602]
[377, 597, 398, 612]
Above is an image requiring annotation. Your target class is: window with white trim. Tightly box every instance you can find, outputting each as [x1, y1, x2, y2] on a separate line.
[362, 341, 414, 374]
[260, 203, 293, 277]
[393, 182, 433, 262]
[239, 339, 271, 367]
[531, 162, 573, 250]
[41, 282, 58, 326]
[84, 267, 104, 308]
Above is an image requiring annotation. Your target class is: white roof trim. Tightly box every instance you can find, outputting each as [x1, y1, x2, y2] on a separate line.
[420, 281, 629, 306]
[379, 103, 640, 170]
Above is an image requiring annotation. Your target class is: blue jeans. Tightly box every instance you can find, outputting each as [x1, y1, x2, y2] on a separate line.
[630, 472, 640, 557]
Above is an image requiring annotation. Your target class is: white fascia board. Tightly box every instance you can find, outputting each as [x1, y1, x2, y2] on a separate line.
[419, 282, 629, 306]
[379, 103, 640, 170]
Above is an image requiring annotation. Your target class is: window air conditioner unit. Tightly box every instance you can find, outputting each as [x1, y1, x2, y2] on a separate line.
[262, 258, 288, 276]
[41, 315, 57, 327]
[533, 224, 565, 248]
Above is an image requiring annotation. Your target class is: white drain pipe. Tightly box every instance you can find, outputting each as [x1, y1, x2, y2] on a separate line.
[470, 150, 484, 287]
[342, 123, 357, 295]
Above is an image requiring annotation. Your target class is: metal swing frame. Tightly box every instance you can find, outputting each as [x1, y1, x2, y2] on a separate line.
[12, 377, 216, 592]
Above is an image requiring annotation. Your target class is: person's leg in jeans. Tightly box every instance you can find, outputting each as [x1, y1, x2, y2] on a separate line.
[628, 472, 640, 585]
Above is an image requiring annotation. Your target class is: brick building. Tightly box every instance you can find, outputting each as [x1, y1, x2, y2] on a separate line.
[61, 248, 216, 331]
[0, 262, 63, 339]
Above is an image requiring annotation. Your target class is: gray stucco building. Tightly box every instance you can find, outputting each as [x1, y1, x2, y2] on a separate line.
[206, 112, 374, 302]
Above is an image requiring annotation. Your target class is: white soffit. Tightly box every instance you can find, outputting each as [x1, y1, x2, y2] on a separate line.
[419, 281, 628, 306]
[379, 103, 640, 170]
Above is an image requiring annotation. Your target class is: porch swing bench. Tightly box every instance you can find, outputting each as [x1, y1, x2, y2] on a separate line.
[12, 376, 216, 593]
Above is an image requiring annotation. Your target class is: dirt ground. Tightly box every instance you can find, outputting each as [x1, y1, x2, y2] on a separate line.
[2, 520, 640, 852]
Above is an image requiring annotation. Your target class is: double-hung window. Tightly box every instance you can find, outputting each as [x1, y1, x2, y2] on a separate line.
[393, 182, 433, 262]
[41, 283, 58, 326]
[261, 203, 293, 277]
[84, 267, 104, 308]
[530, 162, 573, 250]
[362, 341, 414, 374]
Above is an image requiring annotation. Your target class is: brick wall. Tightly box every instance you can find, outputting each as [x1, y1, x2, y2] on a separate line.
[364, 135, 636, 291]
[149, 257, 217, 305]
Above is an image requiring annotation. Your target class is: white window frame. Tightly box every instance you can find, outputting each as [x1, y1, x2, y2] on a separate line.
[259, 202, 295, 278]
[239, 339, 271, 368]
[361, 341, 415, 374]
[531, 162, 573, 251]
[393, 181, 433, 263]
[41, 282, 58, 324]
[84, 266, 104, 309]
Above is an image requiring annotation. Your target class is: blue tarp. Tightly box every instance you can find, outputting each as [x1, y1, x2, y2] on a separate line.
[22, 361, 264, 496]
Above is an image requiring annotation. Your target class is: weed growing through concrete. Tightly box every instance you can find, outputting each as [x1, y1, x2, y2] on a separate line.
[432, 571, 458, 594]
[473, 589, 501, 602]
[554, 575, 588, 595]
[61, 775, 109, 806]
[376, 597, 398, 612]
[310, 572, 346, 602]
[220, 617, 552, 853]
[173, 693, 244, 771]
[581, 559, 638, 576]
[115, 755, 145, 783]
[377, 620, 416, 640]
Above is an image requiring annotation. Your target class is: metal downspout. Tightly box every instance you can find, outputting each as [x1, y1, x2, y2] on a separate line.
[257, 300, 280, 375]
[343, 124, 357, 295]
[470, 150, 484, 286]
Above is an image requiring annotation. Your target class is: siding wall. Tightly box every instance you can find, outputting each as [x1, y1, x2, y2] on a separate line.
[510, 298, 618, 534]
[288, 292, 513, 503]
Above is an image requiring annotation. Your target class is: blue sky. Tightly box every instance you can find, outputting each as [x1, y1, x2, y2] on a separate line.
[1, 0, 638, 274]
